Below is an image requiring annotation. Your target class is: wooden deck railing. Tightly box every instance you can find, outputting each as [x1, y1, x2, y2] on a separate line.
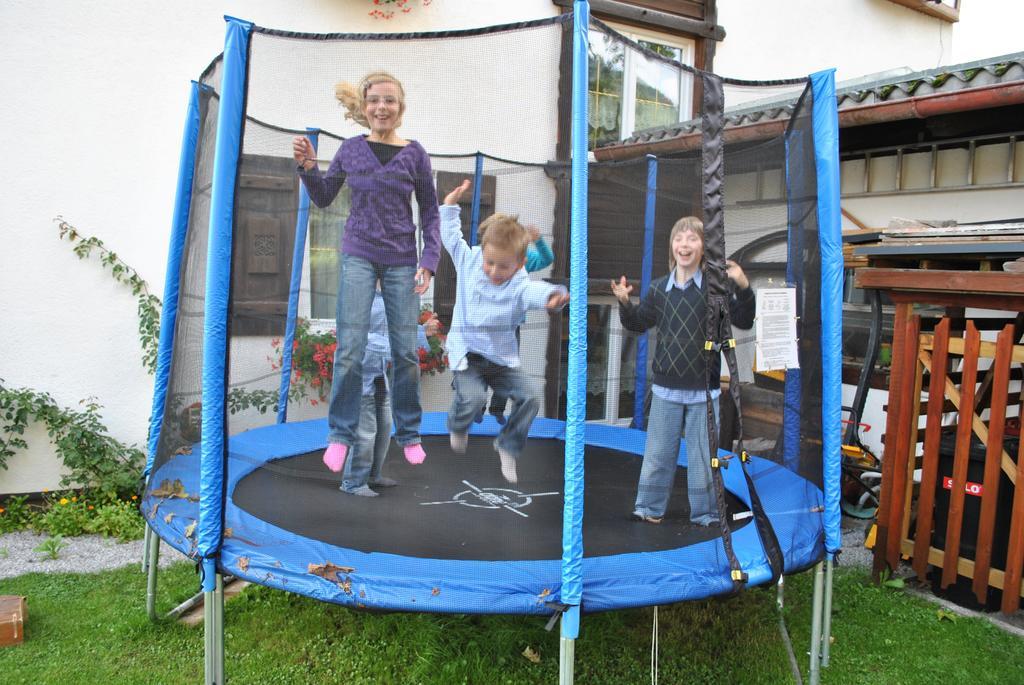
[858, 268, 1024, 614]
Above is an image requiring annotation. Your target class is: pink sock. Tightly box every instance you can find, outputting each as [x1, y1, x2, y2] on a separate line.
[323, 443, 348, 473]
[403, 443, 427, 465]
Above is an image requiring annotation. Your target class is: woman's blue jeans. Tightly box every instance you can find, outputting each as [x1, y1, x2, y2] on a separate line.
[634, 393, 720, 524]
[327, 254, 421, 448]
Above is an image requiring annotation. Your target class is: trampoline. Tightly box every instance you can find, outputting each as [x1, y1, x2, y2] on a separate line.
[144, 413, 824, 613]
[141, 3, 843, 682]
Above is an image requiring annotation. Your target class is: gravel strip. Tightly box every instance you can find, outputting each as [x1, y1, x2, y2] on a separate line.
[839, 516, 873, 567]
[0, 531, 189, 580]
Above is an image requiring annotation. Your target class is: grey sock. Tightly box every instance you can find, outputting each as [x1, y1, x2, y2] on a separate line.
[341, 484, 379, 497]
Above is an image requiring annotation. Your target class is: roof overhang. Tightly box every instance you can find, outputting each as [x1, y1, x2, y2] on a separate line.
[594, 80, 1024, 161]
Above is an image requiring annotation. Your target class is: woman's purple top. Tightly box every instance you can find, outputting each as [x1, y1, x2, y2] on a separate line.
[298, 135, 441, 273]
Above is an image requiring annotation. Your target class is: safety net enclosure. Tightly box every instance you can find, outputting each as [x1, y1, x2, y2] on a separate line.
[143, 8, 841, 621]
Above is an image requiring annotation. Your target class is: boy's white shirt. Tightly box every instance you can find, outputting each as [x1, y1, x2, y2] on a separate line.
[439, 204, 566, 371]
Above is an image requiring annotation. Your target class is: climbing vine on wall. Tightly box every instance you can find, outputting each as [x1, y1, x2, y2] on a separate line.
[0, 380, 144, 499]
[56, 217, 162, 374]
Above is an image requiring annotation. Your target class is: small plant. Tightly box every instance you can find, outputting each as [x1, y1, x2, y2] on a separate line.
[268, 314, 447, 407]
[33, 535, 68, 560]
[0, 381, 144, 498]
[0, 547, 8, 559]
[86, 500, 146, 542]
[417, 306, 448, 376]
[270, 319, 338, 403]
[368, 0, 432, 20]
[0, 494, 34, 533]
[33, 494, 91, 538]
[878, 568, 906, 589]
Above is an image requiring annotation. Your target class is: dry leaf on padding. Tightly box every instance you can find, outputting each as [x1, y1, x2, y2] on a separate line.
[522, 646, 541, 664]
[307, 562, 356, 583]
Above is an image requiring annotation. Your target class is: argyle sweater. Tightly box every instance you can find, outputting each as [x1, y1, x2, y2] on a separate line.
[618, 274, 755, 390]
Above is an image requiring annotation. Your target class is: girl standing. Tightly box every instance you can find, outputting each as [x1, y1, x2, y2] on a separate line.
[293, 72, 440, 473]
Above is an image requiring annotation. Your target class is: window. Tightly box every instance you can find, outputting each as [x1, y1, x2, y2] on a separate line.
[886, 0, 960, 22]
[308, 189, 350, 322]
[588, 24, 695, 149]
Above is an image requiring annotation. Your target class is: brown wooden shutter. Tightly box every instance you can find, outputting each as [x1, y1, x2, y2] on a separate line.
[433, 170, 497, 329]
[231, 154, 298, 336]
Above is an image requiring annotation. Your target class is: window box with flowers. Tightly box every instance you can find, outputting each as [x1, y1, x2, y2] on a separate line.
[368, 0, 432, 20]
[273, 306, 448, 406]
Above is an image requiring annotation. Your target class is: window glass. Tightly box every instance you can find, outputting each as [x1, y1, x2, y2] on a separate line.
[308, 188, 349, 320]
[587, 26, 693, 149]
[634, 40, 682, 132]
[588, 33, 625, 148]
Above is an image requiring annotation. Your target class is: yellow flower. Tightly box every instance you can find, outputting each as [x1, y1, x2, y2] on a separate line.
[59, 497, 69, 505]
[0, 507, 5, 514]
[42, 488, 49, 493]
[71, 496, 78, 502]
[131, 495, 138, 501]
[88, 505, 94, 511]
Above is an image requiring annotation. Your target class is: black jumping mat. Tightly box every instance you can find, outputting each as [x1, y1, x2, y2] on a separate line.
[232, 435, 750, 561]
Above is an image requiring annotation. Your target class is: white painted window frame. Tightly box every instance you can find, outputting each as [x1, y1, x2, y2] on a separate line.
[604, 21, 695, 143]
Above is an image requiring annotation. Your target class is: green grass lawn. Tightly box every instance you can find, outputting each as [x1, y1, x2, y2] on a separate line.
[1, 562, 1021, 684]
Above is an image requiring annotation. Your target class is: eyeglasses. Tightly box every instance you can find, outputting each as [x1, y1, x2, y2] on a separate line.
[365, 95, 400, 106]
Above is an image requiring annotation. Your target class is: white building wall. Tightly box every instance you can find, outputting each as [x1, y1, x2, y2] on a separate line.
[0, 0, 555, 494]
[716, 0, 953, 83]
[0, 0, 1015, 493]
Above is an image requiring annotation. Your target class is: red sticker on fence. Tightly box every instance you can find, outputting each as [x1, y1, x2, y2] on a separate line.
[942, 477, 983, 496]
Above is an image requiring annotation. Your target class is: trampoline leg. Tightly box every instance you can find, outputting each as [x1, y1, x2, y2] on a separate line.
[808, 561, 825, 685]
[776, 577, 803, 685]
[145, 526, 161, 622]
[559, 637, 575, 685]
[204, 574, 225, 685]
[142, 522, 153, 572]
[821, 558, 834, 668]
[559, 604, 579, 685]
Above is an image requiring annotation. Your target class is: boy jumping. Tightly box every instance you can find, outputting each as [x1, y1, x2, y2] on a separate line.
[440, 180, 568, 483]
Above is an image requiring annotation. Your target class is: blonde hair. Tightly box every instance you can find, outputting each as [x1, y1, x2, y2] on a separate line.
[479, 213, 529, 261]
[334, 71, 406, 129]
[667, 216, 705, 271]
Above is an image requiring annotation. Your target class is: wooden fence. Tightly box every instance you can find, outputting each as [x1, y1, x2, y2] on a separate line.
[856, 267, 1024, 614]
[872, 312, 1024, 613]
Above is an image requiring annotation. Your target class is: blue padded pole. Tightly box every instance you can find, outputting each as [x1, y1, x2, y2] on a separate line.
[632, 154, 657, 428]
[810, 68, 842, 557]
[199, 15, 252, 593]
[469, 152, 484, 246]
[277, 128, 319, 423]
[561, 0, 589, 639]
[145, 81, 204, 478]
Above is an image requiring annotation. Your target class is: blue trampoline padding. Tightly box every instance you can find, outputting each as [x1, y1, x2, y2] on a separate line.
[811, 68, 843, 557]
[145, 81, 202, 476]
[198, 17, 252, 583]
[145, 413, 824, 614]
[562, 0, 591, 620]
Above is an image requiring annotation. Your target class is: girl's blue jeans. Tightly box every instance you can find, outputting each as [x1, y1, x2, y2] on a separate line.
[327, 254, 421, 448]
